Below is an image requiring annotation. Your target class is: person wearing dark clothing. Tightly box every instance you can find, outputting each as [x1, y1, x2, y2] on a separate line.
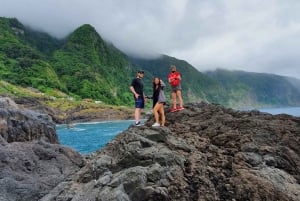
[150, 77, 166, 127]
[130, 70, 145, 126]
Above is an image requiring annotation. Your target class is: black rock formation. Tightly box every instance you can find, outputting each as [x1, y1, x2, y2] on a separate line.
[0, 97, 85, 201]
[40, 102, 300, 201]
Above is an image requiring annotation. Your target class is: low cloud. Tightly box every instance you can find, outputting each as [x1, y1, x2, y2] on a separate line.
[1, 0, 300, 78]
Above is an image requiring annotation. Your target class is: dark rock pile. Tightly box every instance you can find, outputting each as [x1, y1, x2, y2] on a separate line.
[0, 97, 85, 201]
[41, 102, 300, 201]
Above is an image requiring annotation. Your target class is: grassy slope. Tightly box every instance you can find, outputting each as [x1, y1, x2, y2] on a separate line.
[0, 80, 133, 123]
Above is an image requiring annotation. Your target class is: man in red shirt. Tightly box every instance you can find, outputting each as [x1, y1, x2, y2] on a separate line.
[168, 65, 184, 112]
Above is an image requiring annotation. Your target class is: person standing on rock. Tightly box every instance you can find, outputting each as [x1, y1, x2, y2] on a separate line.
[149, 77, 166, 127]
[130, 70, 146, 126]
[168, 65, 184, 112]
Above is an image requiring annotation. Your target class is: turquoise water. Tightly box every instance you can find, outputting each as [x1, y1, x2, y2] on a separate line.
[57, 108, 300, 154]
[56, 120, 135, 154]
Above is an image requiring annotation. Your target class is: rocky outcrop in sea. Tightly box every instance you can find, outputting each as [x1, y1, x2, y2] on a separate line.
[40, 102, 300, 201]
[0, 97, 85, 201]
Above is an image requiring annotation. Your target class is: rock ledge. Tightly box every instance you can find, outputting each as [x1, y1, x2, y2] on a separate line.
[41, 102, 300, 201]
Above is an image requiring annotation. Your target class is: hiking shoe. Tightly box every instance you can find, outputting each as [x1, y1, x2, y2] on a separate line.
[170, 108, 177, 113]
[152, 122, 160, 127]
[177, 106, 185, 111]
[135, 121, 142, 126]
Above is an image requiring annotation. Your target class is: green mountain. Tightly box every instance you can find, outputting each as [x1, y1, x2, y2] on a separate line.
[51, 24, 136, 104]
[0, 17, 137, 105]
[1, 17, 300, 108]
[0, 17, 64, 92]
[205, 69, 300, 108]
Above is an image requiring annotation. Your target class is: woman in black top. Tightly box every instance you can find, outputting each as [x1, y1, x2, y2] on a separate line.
[151, 77, 166, 127]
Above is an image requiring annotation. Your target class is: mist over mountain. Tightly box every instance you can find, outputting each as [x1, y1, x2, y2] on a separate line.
[1, 17, 300, 108]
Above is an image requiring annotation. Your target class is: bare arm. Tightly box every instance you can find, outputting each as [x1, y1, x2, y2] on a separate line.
[178, 74, 181, 81]
[130, 86, 139, 99]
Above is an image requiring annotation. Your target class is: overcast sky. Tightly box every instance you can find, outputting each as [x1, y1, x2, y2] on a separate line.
[1, 0, 300, 78]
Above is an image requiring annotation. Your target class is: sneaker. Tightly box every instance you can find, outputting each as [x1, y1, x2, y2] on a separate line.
[177, 106, 185, 111]
[152, 122, 160, 127]
[170, 108, 177, 113]
[135, 121, 142, 126]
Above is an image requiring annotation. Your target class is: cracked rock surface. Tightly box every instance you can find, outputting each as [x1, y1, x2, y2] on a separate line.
[41, 102, 300, 201]
[0, 97, 85, 201]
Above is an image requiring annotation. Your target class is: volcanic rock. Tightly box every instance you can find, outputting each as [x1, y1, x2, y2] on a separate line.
[40, 102, 300, 201]
[0, 97, 85, 201]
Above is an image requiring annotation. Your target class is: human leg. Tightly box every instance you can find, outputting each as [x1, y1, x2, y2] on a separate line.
[158, 104, 165, 126]
[153, 103, 160, 124]
[134, 97, 144, 125]
[171, 91, 177, 112]
[135, 108, 141, 123]
[176, 90, 184, 108]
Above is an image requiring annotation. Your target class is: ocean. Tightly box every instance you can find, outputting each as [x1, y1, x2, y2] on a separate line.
[56, 107, 300, 154]
[56, 120, 136, 154]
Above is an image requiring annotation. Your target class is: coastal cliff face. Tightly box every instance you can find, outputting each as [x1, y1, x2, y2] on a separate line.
[41, 103, 300, 201]
[0, 97, 85, 201]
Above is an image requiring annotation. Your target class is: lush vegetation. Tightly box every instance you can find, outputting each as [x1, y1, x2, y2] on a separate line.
[1, 17, 300, 108]
[51, 24, 136, 105]
[206, 69, 300, 108]
[0, 18, 65, 92]
[0, 18, 136, 105]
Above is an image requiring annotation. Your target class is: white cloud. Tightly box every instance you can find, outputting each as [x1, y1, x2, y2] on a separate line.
[0, 0, 300, 78]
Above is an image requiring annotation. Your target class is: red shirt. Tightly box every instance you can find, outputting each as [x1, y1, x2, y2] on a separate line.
[168, 71, 181, 86]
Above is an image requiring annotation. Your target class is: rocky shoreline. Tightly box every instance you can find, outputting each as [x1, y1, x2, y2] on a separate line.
[0, 97, 85, 201]
[1, 98, 299, 200]
[10, 96, 134, 124]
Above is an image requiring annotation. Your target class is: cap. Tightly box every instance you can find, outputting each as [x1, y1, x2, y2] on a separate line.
[138, 70, 144, 74]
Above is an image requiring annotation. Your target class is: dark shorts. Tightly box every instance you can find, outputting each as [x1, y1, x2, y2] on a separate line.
[135, 97, 144, 109]
[171, 84, 181, 92]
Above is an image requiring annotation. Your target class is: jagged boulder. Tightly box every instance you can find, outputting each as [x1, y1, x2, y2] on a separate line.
[41, 102, 300, 201]
[0, 97, 58, 143]
[0, 97, 85, 201]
